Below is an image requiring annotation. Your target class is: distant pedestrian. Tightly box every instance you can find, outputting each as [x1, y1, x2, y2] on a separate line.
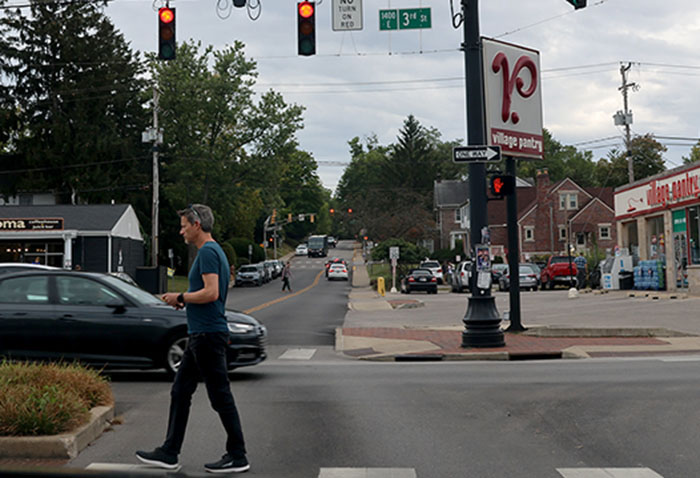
[136, 204, 250, 474]
[281, 261, 292, 292]
[573, 252, 587, 289]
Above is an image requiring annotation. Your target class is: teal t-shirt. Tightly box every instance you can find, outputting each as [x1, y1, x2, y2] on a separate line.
[186, 241, 230, 334]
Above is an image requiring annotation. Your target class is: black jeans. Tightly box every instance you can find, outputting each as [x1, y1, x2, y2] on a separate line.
[162, 332, 246, 459]
[282, 277, 291, 291]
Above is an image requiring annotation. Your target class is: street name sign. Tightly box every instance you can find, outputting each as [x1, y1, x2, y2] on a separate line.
[453, 145, 501, 163]
[482, 38, 543, 159]
[379, 8, 431, 31]
[332, 0, 363, 31]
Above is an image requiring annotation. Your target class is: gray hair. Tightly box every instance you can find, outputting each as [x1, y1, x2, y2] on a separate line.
[178, 203, 214, 232]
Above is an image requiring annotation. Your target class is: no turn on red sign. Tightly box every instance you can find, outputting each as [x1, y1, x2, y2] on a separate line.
[482, 38, 544, 159]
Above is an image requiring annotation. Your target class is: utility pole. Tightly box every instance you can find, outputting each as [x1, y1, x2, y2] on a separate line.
[142, 88, 162, 267]
[617, 63, 637, 183]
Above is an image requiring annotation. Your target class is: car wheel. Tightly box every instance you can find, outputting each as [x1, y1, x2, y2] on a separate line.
[498, 281, 504, 291]
[406, 289, 411, 294]
[546, 278, 554, 290]
[164, 334, 188, 378]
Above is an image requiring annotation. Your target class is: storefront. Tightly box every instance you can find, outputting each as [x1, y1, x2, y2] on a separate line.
[614, 162, 700, 294]
[0, 204, 144, 277]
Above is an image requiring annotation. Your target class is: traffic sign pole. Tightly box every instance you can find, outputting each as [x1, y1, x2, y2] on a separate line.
[460, 0, 504, 349]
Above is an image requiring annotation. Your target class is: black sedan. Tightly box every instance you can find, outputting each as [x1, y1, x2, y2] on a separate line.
[400, 268, 438, 294]
[0, 270, 267, 376]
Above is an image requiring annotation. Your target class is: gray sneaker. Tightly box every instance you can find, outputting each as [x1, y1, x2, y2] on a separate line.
[204, 454, 250, 473]
[135, 447, 181, 471]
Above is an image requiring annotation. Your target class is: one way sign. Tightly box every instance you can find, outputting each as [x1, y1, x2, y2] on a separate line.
[452, 145, 501, 163]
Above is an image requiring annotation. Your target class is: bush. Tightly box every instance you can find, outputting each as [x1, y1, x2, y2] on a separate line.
[220, 242, 237, 267]
[227, 238, 264, 266]
[370, 238, 429, 264]
[0, 361, 113, 436]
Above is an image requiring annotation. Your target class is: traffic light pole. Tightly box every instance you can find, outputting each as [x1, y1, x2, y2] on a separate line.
[460, 0, 504, 348]
[505, 157, 525, 332]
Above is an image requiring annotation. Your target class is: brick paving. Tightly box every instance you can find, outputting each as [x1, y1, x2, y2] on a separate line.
[342, 327, 668, 356]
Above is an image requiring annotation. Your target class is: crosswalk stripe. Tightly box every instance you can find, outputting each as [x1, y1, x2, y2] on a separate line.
[279, 348, 317, 360]
[318, 468, 416, 478]
[557, 468, 663, 477]
[87, 463, 168, 473]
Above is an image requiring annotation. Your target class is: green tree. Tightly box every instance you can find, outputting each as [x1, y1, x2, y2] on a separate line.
[682, 140, 700, 164]
[595, 134, 667, 188]
[149, 41, 305, 257]
[0, 0, 149, 203]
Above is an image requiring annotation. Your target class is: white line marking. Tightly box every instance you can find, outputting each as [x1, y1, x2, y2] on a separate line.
[279, 348, 317, 360]
[557, 468, 663, 478]
[319, 468, 417, 478]
[87, 463, 168, 473]
[659, 356, 700, 362]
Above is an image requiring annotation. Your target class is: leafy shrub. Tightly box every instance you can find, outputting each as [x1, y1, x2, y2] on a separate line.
[370, 238, 429, 264]
[220, 242, 237, 268]
[0, 361, 113, 436]
[227, 238, 264, 266]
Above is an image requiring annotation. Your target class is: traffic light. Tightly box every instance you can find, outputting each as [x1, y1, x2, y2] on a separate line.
[288, 213, 293, 222]
[270, 209, 277, 224]
[565, 0, 586, 9]
[490, 175, 516, 196]
[329, 208, 335, 214]
[310, 214, 315, 223]
[297, 2, 316, 56]
[158, 7, 176, 61]
[347, 208, 352, 214]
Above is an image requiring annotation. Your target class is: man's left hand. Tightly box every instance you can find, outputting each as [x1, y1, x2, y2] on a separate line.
[162, 292, 183, 309]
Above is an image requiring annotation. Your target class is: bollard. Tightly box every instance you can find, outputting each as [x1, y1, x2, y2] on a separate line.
[377, 277, 386, 297]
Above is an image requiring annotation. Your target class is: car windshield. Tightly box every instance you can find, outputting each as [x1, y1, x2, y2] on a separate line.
[240, 266, 257, 273]
[99, 275, 163, 305]
[550, 256, 570, 264]
[330, 264, 345, 269]
[412, 269, 431, 276]
[421, 262, 439, 268]
[519, 265, 538, 274]
[493, 264, 507, 272]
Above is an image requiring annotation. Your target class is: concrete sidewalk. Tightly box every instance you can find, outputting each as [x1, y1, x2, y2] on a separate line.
[339, 257, 700, 361]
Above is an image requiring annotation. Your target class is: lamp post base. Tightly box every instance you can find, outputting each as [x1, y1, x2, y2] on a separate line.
[462, 295, 505, 348]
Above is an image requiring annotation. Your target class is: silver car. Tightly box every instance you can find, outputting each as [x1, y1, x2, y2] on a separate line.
[450, 261, 472, 292]
[498, 264, 540, 291]
[236, 265, 263, 287]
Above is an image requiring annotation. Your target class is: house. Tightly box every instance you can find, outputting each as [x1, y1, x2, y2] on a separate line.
[517, 169, 616, 260]
[433, 179, 470, 251]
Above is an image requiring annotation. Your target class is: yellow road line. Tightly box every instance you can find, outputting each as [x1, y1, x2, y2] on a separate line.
[243, 269, 324, 314]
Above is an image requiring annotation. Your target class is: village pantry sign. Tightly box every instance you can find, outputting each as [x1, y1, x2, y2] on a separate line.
[482, 38, 543, 159]
[614, 163, 700, 219]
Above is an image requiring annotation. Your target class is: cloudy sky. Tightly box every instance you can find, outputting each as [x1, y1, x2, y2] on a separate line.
[104, 0, 700, 192]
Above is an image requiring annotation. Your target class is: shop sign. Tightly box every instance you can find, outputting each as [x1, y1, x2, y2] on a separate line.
[672, 210, 687, 233]
[615, 165, 700, 219]
[0, 218, 64, 231]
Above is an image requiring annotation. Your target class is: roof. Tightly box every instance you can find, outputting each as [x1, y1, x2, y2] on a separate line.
[434, 180, 469, 208]
[488, 187, 538, 225]
[0, 204, 132, 232]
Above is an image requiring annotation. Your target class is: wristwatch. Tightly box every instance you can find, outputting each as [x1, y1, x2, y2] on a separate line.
[177, 293, 185, 305]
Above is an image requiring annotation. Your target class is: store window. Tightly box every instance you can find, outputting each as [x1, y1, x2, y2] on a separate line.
[647, 216, 666, 262]
[0, 240, 64, 267]
[689, 206, 700, 265]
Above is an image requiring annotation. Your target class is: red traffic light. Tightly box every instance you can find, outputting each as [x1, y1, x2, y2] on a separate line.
[329, 208, 335, 214]
[298, 2, 314, 18]
[347, 208, 353, 214]
[159, 7, 174, 23]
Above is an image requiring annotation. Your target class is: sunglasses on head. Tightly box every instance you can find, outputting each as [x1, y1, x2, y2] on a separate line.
[187, 204, 202, 224]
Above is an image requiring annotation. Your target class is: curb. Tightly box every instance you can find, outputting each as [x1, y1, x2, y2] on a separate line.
[0, 405, 114, 459]
[522, 326, 696, 338]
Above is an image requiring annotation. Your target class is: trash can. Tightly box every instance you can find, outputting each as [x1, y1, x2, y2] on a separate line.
[619, 271, 634, 290]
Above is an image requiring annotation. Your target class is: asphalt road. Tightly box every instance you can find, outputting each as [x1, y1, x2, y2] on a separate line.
[62, 241, 700, 477]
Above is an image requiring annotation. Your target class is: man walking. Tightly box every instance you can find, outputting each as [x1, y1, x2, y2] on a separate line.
[573, 252, 588, 290]
[281, 261, 292, 292]
[136, 204, 249, 474]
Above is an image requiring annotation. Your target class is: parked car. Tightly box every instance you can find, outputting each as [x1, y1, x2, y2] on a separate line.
[0, 270, 267, 375]
[327, 236, 337, 248]
[419, 260, 444, 284]
[296, 244, 308, 256]
[236, 264, 264, 287]
[401, 268, 438, 294]
[540, 255, 578, 289]
[491, 263, 508, 283]
[498, 263, 540, 291]
[260, 262, 275, 282]
[0, 262, 60, 275]
[270, 260, 284, 278]
[327, 263, 349, 281]
[450, 261, 472, 293]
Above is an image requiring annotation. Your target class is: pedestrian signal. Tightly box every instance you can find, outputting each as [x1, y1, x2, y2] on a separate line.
[490, 175, 515, 197]
[158, 7, 176, 61]
[297, 2, 316, 56]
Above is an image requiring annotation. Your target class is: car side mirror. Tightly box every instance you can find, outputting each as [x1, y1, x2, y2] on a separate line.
[106, 299, 127, 313]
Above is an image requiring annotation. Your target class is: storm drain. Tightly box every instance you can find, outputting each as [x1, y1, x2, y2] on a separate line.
[394, 354, 445, 362]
